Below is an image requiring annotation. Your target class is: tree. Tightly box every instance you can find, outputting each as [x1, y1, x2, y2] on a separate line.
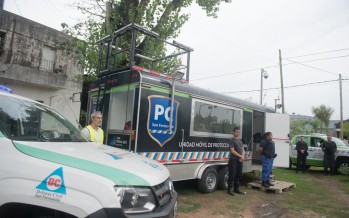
[343, 122, 349, 140]
[311, 105, 334, 134]
[308, 118, 320, 133]
[290, 118, 313, 136]
[290, 119, 306, 136]
[63, 0, 232, 75]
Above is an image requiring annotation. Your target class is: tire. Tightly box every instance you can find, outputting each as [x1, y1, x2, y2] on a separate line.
[197, 168, 218, 193]
[336, 159, 349, 175]
[217, 166, 228, 190]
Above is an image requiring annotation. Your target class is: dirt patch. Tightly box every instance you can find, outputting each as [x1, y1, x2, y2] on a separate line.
[175, 170, 349, 218]
[176, 186, 291, 218]
[177, 192, 292, 218]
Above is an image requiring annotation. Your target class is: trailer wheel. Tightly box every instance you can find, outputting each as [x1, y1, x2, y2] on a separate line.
[217, 166, 228, 190]
[197, 168, 218, 193]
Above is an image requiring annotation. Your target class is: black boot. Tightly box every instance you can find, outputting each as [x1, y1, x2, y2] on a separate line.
[267, 180, 274, 186]
[261, 181, 270, 188]
[234, 189, 246, 195]
[227, 188, 235, 196]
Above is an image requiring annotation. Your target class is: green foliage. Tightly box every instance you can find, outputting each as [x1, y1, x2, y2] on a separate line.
[309, 118, 320, 133]
[290, 118, 315, 136]
[311, 104, 334, 134]
[266, 168, 349, 217]
[290, 119, 306, 136]
[175, 168, 349, 217]
[343, 122, 349, 140]
[62, 0, 231, 76]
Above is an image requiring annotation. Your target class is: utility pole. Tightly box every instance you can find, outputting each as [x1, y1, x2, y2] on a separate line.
[339, 74, 343, 139]
[105, 1, 112, 33]
[279, 49, 285, 114]
[260, 69, 264, 105]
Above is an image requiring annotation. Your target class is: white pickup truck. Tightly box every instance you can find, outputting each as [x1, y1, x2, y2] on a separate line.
[0, 91, 177, 218]
[289, 134, 349, 175]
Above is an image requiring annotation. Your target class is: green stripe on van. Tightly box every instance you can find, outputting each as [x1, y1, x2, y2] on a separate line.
[0, 131, 4, 137]
[142, 86, 191, 98]
[14, 142, 150, 186]
[91, 84, 139, 96]
[91, 84, 190, 98]
[244, 108, 253, 112]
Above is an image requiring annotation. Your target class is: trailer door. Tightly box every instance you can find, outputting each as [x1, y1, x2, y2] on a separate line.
[265, 113, 290, 168]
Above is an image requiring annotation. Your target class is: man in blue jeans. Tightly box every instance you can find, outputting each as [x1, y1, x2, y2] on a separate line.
[259, 132, 276, 188]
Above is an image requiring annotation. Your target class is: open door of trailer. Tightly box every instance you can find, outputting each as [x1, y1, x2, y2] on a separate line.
[265, 113, 290, 168]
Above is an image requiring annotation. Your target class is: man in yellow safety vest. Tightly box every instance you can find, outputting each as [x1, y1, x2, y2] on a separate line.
[81, 111, 104, 144]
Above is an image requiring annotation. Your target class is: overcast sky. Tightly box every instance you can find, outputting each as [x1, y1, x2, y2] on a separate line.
[4, 0, 349, 120]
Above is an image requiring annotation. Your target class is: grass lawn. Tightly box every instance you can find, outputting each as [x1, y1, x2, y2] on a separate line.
[175, 167, 349, 217]
[272, 167, 349, 217]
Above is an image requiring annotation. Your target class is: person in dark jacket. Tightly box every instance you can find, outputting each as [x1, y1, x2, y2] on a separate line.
[322, 134, 337, 176]
[227, 127, 246, 196]
[258, 132, 276, 188]
[296, 136, 308, 173]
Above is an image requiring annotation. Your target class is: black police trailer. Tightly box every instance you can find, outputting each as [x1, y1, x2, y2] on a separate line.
[87, 23, 290, 193]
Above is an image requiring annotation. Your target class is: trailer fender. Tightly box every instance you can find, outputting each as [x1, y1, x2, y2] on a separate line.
[196, 162, 228, 179]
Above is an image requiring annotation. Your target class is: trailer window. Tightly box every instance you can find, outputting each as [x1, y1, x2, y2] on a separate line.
[108, 90, 134, 131]
[191, 100, 242, 137]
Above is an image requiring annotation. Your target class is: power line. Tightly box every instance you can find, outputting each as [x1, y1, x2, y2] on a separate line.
[222, 79, 348, 94]
[286, 54, 349, 64]
[285, 58, 339, 77]
[44, 0, 68, 24]
[13, 0, 22, 16]
[191, 66, 276, 81]
[286, 48, 349, 59]
[191, 54, 349, 81]
[192, 23, 273, 63]
[3, 28, 68, 46]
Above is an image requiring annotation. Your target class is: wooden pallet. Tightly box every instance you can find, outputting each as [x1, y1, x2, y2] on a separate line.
[247, 180, 296, 193]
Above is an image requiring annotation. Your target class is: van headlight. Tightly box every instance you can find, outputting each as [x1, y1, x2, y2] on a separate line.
[114, 186, 156, 214]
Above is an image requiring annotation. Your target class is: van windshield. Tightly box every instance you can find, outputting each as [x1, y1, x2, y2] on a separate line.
[0, 95, 87, 142]
[332, 137, 346, 147]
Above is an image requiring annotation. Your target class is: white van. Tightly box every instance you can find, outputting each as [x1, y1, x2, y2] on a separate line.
[0, 91, 177, 218]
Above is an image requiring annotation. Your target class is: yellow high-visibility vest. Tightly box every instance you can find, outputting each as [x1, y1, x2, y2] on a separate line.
[86, 125, 104, 144]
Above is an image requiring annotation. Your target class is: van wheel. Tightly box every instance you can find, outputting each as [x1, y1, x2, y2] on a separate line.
[337, 159, 349, 175]
[218, 166, 228, 190]
[197, 168, 218, 193]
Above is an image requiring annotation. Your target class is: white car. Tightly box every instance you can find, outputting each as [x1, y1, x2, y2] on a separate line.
[0, 91, 177, 218]
[289, 134, 349, 175]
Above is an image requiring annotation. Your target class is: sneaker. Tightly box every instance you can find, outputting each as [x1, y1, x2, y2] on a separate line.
[234, 190, 246, 195]
[261, 182, 270, 188]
